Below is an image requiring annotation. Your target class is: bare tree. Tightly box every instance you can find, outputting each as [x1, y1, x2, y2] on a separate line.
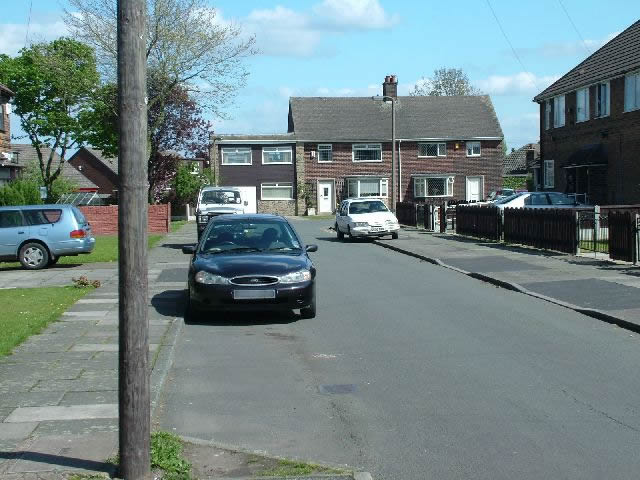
[411, 68, 482, 96]
[64, 0, 256, 116]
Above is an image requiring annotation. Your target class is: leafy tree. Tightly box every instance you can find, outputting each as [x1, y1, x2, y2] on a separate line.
[0, 38, 100, 198]
[173, 163, 202, 206]
[0, 179, 42, 206]
[411, 68, 482, 96]
[22, 163, 77, 203]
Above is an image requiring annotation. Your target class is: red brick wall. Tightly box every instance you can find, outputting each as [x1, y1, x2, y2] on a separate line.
[539, 76, 640, 204]
[80, 204, 171, 235]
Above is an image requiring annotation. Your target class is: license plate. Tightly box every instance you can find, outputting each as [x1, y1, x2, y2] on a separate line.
[371, 227, 384, 232]
[233, 289, 276, 300]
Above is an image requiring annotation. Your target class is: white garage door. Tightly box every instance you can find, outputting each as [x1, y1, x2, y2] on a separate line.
[236, 186, 257, 213]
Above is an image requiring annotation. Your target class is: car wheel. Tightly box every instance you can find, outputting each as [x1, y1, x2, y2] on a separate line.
[347, 226, 353, 241]
[300, 294, 316, 319]
[19, 242, 49, 270]
[391, 232, 399, 239]
[184, 291, 199, 324]
[336, 224, 344, 239]
[48, 256, 60, 266]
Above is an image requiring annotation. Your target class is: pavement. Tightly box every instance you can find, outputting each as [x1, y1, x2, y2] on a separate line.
[374, 226, 640, 332]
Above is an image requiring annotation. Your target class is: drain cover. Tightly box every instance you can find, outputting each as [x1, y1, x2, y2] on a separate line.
[318, 384, 356, 395]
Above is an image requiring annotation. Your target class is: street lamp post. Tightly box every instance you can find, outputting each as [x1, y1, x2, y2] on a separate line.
[378, 95, 396, 211]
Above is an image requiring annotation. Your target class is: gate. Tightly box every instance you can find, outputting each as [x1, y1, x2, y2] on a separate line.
[577, 209, 608, 255]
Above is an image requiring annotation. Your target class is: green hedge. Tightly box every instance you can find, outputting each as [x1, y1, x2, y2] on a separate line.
[0, 179, 43, 206]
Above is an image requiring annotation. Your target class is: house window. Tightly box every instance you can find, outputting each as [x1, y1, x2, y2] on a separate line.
[261, 182, 293, 200]
[352, 144, 382, 162]
[414, 176, 455, 197]
[418, 143, 446, 157]
[624, 71, 640, 112]
[544, 100, 551, 130]
[317, 144, 332, 163]
[576, 88, 589, 122]
[347, 178, 388, 198]
[553, 95, 565, 127]
[466, 141, 481, 157]
[595, 82, 610, 117]
[221, 148, 251, 165]
[262, 146, 292, 164]
[544, 160, 554, 188]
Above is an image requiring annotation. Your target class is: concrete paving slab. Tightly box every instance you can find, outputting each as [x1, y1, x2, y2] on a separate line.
[441, 255, 549, 273]
[76, 298, 118, 304]
[70, 343, 159, 352]
[32, 418, 118, 437]
[0, 423, 38, 440]
[62, 311, 110, 317]
[0, 392, 65, 408]
[4, 404, 118, 423]
[59, 391, 118, 406]
[30, 377, 117, 393]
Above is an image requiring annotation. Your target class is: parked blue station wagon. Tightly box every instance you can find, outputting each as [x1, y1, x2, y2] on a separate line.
[0, 204, 95, 269]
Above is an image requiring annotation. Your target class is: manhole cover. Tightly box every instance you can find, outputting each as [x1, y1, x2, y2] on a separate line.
[318, 384, 356, 395]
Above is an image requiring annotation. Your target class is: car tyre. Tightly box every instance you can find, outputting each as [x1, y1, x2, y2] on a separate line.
[48, 256, 60, 266]
[391, 232, 399, 239]
[347, 226, 353, 241]
[19, 242, 49, 270]
[336, 224, 344, 239]
[300, 294, 316, 319]
[184, 292, 200, 324]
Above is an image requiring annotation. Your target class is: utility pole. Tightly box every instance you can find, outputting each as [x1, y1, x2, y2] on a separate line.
[117, 0, 150, 478]
[390, 97, 396, 211]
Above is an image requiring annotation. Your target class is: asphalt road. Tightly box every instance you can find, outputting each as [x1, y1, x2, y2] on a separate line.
[156, 219, 640, 480]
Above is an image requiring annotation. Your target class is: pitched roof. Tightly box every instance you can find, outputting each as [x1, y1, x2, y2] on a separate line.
[0, 83, 14, 97]
[288, 95, 503, 141]
[83, 147, 119, 175]
[9, 144, 99, 189]
[215, 134, 296, 143]
[503, 143, 540, 175]
[534, 20, 640, 102]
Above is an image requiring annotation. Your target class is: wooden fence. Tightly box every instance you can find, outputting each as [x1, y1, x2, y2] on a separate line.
[455, 205, 501, 241]
[503, 208, 577, 254]
[395, 202, 417, 226]
[608, 211, 637, 262]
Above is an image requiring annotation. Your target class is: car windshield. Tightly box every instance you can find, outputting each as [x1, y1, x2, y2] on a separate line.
[200, 219, 301, 253]
[494, 192, 525, 205]
[348, 201, 388, 214]
[200, 190, 241, 205]
[548, 193, 577, 205]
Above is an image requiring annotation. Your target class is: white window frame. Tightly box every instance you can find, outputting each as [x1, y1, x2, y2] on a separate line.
[544, 160, 555, 189]
[595, 82, 610, 118]
[624, 70, 640, 112]
[262, 146, 293, 165]
[466, 141, 481, 157]
[553, 95, 565, 127]
[418, 143, 446, 157]
[576, 87, 589, 122]
[544, 100, 551, 130]
[352, 143, 382, 163]
[221, 147, 252, 165]
[413, 176, 455, 198]
[346, 177, 388, 198]
[317, 144, 333, 163]
[261, 182, 294, 200]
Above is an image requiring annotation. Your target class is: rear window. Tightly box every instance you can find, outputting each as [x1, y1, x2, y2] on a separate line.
[23, 209, 63, 225]
[72, 207, 87, 225]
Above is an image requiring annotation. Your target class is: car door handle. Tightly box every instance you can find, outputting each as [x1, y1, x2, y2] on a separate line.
[18, 231, 25, 234]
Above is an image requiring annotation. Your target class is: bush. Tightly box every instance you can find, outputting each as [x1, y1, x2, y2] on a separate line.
[0, 179, 42, 206]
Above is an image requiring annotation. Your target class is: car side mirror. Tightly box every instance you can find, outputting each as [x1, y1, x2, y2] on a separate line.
[182, 245, 196, 254]
[305, 244, 318, 252]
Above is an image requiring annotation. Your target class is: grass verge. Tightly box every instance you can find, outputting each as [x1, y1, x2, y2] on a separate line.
[151, 431, 192, 480]
[171, 220, 189, 233]
[0, 286, 91, 357]
[579, 240, 609, 253]
[257, 458, 346, 477]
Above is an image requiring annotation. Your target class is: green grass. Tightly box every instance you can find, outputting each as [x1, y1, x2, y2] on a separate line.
[0, 286, 91, 357]
[55, 234, 164, 265]
[579, 240, 609, 253]
[257, 459, 346, 477]
[151, 431, 192, 480]
[170, 220, 189, 232]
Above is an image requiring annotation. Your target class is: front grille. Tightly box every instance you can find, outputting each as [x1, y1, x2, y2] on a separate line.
[198, 212, 223, 225]
[230, 276, 279, 286]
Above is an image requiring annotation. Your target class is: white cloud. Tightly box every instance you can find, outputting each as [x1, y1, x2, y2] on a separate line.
[0, 20, 68, 56]
[312, 0, 399, 30]
[513, 32, 620, 58]
[477, 72, 560, 96]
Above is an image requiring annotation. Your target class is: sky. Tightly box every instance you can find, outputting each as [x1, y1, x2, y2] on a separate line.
[0, 0, 636, 151]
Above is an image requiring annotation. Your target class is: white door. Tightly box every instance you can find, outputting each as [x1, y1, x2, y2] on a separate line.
[318, 181, 334, 213]
[466, 177, 482, 202]
[236, 186, 257, 213]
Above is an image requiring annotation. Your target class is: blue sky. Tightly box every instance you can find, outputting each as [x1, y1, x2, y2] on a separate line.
[1, 0, 636, 150]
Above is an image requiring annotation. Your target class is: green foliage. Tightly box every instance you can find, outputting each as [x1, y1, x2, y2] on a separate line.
[151, 431, 192, 480]
[503, 176, 527, 190]
[22, 163, 77, 203]
[0, 179, 42, 206]
[296, 181, 313, 207]
[173, 164, 216, 206]
[0, 38, 100, 197]
[411, 68, 482, 96]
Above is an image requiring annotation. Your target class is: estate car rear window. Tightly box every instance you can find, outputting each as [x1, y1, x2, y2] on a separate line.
[23, 209, 63, 225]
[72, 207, 87, 225]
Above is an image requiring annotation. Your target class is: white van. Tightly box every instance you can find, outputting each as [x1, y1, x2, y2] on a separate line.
[195, 186, 256, 240]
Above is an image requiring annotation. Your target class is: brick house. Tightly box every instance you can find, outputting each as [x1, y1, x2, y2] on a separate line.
[503, 143, 539, 189]
[0, 84, 19, 186]
[533, 20, 640, 205]
[212, 75, 504, 215]
[68, 147, 119, 196]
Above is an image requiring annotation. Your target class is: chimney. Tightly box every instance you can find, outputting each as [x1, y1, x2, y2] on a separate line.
[382, 74, 398, 98]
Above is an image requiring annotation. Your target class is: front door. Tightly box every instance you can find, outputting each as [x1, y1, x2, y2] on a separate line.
[466, 176, 482, 202]
[318, 181, 334, 213]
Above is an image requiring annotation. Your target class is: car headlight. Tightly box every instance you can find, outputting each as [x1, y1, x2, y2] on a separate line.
[279, 269, 312, 284]
[352, 222, 369, 227]
[197, 215, 209, 224]
[195, 271, 229, 285]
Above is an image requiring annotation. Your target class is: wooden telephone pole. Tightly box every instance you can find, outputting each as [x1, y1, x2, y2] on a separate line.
[117, 0, 150, 478]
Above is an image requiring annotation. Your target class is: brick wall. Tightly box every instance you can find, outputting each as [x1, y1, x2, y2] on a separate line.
[539, 76, 640, 204]
[257, 199, 296, 216]
[0, 92, 11, 152]
[79, 204, 171, 235]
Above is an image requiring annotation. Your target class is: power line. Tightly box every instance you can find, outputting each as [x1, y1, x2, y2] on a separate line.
[484, 0, 539, 93]
[557, 0, 592, 55]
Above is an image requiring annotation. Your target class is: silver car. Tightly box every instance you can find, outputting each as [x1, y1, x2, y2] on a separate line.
[0, 204, 95, 269]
